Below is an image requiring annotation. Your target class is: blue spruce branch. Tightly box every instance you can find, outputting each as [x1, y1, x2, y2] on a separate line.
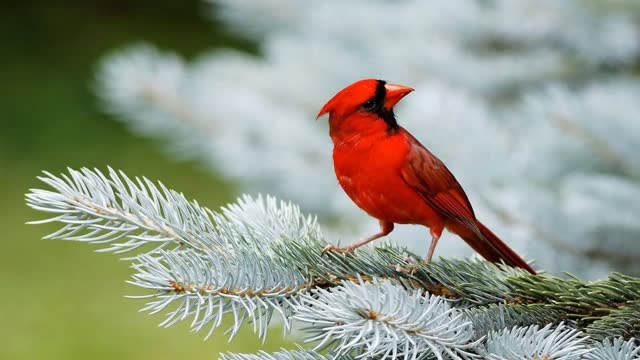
[26, 168, 640, 359]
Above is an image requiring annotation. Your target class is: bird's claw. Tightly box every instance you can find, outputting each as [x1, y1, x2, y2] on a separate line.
[395, 263, 420, 275]
[402, 256, 417, 264]
[321, 244, 354, 256]
[395, 256, 421, 275]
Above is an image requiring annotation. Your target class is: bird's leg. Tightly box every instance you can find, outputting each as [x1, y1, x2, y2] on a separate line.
[425, 226, 443, 262]
[322, 221, 394, 255]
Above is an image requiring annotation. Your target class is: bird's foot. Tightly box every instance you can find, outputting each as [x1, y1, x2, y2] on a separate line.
[321, 244, 355, 256]
[395, 263, 421, 275]
[395, 256, 421, 275]
[402, 256, 417, 264]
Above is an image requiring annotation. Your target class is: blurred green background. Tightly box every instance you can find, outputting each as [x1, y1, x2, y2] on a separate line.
[0, 1, 292, 358]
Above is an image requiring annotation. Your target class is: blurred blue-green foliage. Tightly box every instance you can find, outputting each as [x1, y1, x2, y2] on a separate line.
[0, 1, 292, 358]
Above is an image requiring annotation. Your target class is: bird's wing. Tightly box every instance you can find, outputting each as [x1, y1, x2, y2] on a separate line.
[399, 133, 476, 227]
[399, 132, 536, 273]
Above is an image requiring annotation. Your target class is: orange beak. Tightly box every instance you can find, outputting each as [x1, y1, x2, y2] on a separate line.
[384, 83, 414, 108]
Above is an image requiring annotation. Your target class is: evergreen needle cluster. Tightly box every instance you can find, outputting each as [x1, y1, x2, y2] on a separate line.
[27, 168, 640, 359]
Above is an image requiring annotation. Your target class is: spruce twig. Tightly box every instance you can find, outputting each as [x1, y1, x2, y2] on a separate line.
[27, 168, 640, 359]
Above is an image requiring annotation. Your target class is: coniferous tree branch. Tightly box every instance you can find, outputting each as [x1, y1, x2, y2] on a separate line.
[26, 168, 314, 339]
[294, 279, 482, 359]
[585, 302, 640, 343]
[482, 323, 591, 359]
[507, 272, 640, 325]
[27, 168, 640, 359]
[220, 349, 355, 360]
[465, 303, 565, 340]
[584, 338, 640, 360]
[26, 167, 219, 253]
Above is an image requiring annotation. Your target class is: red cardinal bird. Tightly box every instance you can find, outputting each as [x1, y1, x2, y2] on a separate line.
[317, 79, 535, 274]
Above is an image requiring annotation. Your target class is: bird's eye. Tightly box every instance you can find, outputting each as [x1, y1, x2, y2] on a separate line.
[361, 99, 377, 111]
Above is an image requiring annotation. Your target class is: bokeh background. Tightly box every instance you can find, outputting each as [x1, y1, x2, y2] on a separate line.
[1, 1, 290, 359]
[2, 0, 640, 359]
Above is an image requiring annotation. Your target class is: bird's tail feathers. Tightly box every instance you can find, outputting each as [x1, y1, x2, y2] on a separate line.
[455, 220, 536, 274]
